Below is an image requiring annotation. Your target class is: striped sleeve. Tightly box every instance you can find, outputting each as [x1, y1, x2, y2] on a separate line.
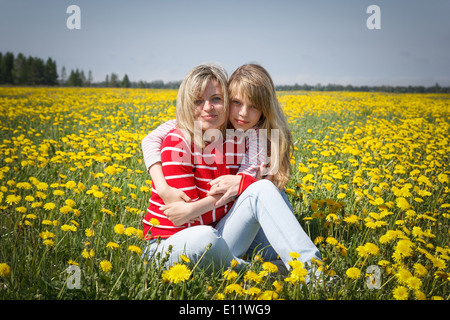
[237, 128, 268, 178]
[141, 119, 177, 172]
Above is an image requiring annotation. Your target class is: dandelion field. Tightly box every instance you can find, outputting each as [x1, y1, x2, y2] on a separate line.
[0, 87, 449, 300]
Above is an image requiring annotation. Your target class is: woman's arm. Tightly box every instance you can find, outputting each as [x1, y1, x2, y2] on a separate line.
[160, 194, 226, 226]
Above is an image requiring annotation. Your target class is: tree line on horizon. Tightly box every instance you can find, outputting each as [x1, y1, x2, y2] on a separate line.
[1, 51, 449, 93]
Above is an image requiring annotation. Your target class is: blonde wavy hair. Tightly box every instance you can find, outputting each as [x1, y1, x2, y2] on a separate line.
[176, 63, 229, 148]
[228, 64, 294, 189]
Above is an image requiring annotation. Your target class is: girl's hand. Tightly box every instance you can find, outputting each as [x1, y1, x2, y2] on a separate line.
[208, 175, 241, 207]
[256, 163, 274, 182]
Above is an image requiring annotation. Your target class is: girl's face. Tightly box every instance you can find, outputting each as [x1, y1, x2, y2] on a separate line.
[229, 90, 262, 131]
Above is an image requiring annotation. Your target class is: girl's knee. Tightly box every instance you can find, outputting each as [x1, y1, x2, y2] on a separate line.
[246, 179, 278, 196]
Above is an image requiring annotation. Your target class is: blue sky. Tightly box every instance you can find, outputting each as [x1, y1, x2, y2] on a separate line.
[1, 0, 449, 86]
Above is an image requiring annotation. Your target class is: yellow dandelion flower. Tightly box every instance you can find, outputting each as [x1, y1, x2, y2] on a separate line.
[65, 199, 76, 207]
[30, 202, 41, 209]
[326, 213, 339, 223]
[394, 239, 415, 259]
[60, 205, 73, 214]
[6, 194, 21, 205]
[43, 202, 56, 211]
[314, 236, 324, 245]
[414, 290, 427, 300]
[396, 197, 410, 211]
[162, 263, 191, 284]
[392, 285, 409, 300]
[289, 252, 301, 260]
[406, 276, 422, 290]
[224, 283, 244, 295]
[43, 239, 55, 247]
[127, 245, 142, 255]
[257, 290, 279, 300]
[244, 271, 263, 283]
[0, 263, 11, 277]
[346, 267, 361, 280]
[36, 182, 48, 191]
[343, 214, 359, 225]
[413, 263, 428, 278]
[262, 261, 279, 273]
[364, 242, 380, 256]
[104, 166, 117, 175]
[101, 208, 114, 216]
[39, 230, 55, 239]
[222, 269, 238, 281]
[431, 256, 446, 270]
[16, 182, 32, 190]
[114, 224, 125, 234]
[230, 259, 239, 269]
[106, 242, 119, 250]
[82, 249, 95, 259]
[326, 237, 338, 246]
[180, 254, 190, 263]
[111, 187, 122, 194]
[216, 293, 225, 300]
[396, 268, 413, 285]
[93, 190, 104, 198]
[61, 224, 77, 232]
[272, 280, 283, 293]
[337, 193, 346, 199]
[124, 227, 137, 236]
[85, 228, 95, 237]
[246, 287, 262, 297]
[149, 218, 160, 226]
[53, 190, 65, 196]
[99, 260, 113, 273]
[437, 173, 448, 184]
[16, 206, 27, 214]
[65, 181, 77, 189]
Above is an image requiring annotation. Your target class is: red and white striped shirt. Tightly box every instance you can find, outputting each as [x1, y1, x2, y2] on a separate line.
[142, 127, 256, 240]
[141, 119, 268, 179]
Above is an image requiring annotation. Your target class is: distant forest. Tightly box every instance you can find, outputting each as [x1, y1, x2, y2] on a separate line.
[1, 51, 449, 93]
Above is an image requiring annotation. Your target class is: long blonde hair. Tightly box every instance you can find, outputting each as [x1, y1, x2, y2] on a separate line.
[176, 63, 229, 147]
[228, 64, 294, 189]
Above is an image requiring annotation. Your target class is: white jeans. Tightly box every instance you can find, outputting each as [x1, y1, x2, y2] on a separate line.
[143, 180, 321, 272]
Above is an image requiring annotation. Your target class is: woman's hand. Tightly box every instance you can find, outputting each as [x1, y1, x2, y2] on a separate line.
[208, 175, 241, 207]
[158, 185, 191, 205]
[149, 162, 191, 205]
[160, 202, 197, 227]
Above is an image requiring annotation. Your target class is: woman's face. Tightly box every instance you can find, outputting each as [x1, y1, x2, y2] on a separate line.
[229, 89, 262, 131]
[193, 79, 227, 132]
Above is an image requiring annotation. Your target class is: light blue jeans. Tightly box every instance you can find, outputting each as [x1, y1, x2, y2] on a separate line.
[143, 180, 321, 273]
